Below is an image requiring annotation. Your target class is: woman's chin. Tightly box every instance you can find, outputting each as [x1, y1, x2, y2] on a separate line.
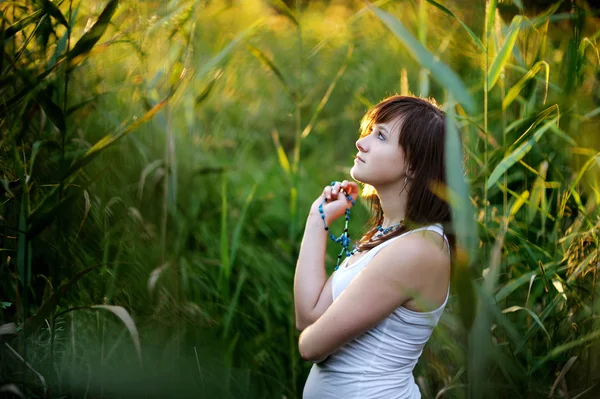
[350, 168, 366, 184]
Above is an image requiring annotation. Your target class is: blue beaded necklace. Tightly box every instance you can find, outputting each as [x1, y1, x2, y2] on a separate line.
[318, 181, 403, 271]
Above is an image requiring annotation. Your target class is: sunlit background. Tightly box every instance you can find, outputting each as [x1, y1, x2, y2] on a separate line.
[1, 0, 600, 397]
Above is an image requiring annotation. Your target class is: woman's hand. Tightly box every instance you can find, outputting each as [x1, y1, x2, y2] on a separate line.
[310, 180, 360, 224]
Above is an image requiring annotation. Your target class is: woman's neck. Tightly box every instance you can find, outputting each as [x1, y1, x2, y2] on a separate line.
[374, 181, 409, 229]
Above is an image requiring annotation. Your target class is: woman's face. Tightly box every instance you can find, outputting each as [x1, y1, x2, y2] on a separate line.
[350, 118, 409, 186]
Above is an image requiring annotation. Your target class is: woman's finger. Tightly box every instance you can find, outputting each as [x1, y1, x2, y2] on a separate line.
[331, 181, 342, 196]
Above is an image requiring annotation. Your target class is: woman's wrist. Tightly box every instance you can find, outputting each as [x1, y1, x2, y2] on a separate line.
[308, 208, 334, 230]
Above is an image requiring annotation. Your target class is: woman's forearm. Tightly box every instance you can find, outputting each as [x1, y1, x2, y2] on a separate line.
[294, 211, 329, 330]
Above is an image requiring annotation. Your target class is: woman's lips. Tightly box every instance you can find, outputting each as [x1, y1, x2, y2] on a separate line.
[355, 155, 365, 163]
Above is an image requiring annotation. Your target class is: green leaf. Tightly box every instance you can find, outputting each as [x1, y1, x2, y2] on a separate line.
[485, 0, 498, 40]
[62, 96, 169, 180]
[301, 45, 353, 139]
[495, 269, 538, 302]
[369, 5, 474, 113]
[66, 94, 105, 116]
[272, 130, 291, 176]
[487, 115, 558, 189]
[528, 161, 548, 222]
[230, 184, 258, 268]
[16, 149, 29, 287]
[195, 69, 223, 107]
[219, 175, 230, 300]
[39, 0, 69, 28]
[530, 1, 563, 28]
[27, 186, 84, 239]
[425, 0, 484, 50]
[247, 44, 294, 98]
[222, 269, 248, 340]
[37, 86, 66, 133]
[3, 8, 44, 39]
[68, 0, 119, 60]
[269, 0, 298, 26]
[509, 190, 528, 217]
[22, 265, 100, 336]
[0, 302, 11, 310]
[0, 18, 5, 75]
[502, 305, 551, 341]
[91, 305, 142, 363]
[50, 4, 79, 65]
[503, 61, 549, 109]
[195, 22, 259, 82]
[445, 94, 477, 330]
[28, 140, 60, 177]
[488, 15, 523, 91]
[533, 329, 600, 372]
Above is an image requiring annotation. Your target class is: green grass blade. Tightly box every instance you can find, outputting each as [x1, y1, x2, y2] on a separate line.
[272, 130, 291, 176]
[91, 305, 142, 364]
[196, 22, 259, 81]
[509, 189, 529, 217]
[502, 305, 551, 341]
[301, 44, 353, 139]
[300, 45, 354, 139]
[485, 0, 498, 40]
[37, 86, 66, 133]
[559, 152, 600, 218]
[40, 0, 69, 28]
[549, 124, 577, 146]
[27, 187, 84, 239]
[530, 1, 563, 28]
[425, 0, 484, 51]
[247, 44, 295, 98]
[532, 329, 600, 372]
[369, 5, 475, 113]
[495, 270, 536, 302]
[488, 15, 523, 91]
[230, 184, 258, 268]
[268, 0, 298, 26]
[28, 140, 60, 177]
[502, 61, 549, 109]
[528, 161, 548, 222]
[445, 95, 477, 330]
[0, 18, 4, 75]
[68, 0, 119, 60]
[222, 269, 248, 340]
[487, 115, 558, 189]
[3, 8, 44, 39]
[22, 265, 100, 336]
[63, 96, 169, 180]
[195, 69, 223, 107]
[220, 175, 230, 299]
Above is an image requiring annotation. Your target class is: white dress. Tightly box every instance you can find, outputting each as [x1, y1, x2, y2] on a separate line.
[302, 224, 450, 399]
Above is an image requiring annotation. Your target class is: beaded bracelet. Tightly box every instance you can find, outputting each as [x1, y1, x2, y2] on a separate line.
[318, 182, 357, 271]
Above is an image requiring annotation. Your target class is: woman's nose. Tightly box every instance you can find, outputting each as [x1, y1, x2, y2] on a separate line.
[356, 138, 367, 152]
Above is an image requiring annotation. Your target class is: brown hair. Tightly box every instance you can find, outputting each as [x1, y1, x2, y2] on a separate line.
[354, 95, 458, 256]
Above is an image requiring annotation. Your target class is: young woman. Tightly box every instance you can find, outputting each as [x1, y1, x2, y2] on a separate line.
[294, 95, 456, 398]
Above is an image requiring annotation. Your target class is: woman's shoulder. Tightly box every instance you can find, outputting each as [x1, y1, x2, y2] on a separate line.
[382, 228, 450, 272]
[401, 224, 448, 253]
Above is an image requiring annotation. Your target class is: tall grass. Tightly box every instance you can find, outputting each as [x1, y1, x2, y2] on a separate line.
[1, 0, 599, 398]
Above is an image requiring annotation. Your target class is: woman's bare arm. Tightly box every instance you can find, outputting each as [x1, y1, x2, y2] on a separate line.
[294, 212, 334, 331]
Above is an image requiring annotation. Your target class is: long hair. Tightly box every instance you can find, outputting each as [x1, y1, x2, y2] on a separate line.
[354, 95, 459, 256]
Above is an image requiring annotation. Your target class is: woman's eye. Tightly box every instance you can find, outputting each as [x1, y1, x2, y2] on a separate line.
[377, 132, 385, 140]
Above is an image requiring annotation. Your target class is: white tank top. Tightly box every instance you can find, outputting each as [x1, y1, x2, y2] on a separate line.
[303, 224, 450, 399]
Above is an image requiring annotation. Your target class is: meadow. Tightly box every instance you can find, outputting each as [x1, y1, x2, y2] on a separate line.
[1, 0, 600, 397]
